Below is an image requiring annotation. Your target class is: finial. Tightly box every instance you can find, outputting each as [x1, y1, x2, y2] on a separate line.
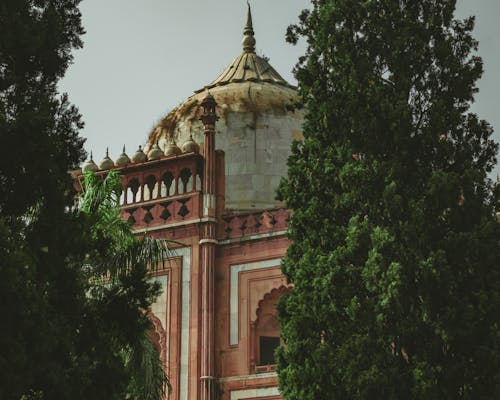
[147, 141, 164, 161]
[99, 148, 114, 170]
[82, 151, 99, 173]
[200, 92, 219, 127]
[165, 136, 182, 156]
[115, 145, 131, 167]
[131, 145, 147, 163]
[181, 132, 200, 154]
[242, 2, 256, 53]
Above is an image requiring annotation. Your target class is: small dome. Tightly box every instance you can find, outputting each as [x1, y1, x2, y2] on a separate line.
[98, 148, 114, 170]
[82, 152, 99, 173]
[148, 142, 164, 160]
[115, 145, 131, 167]
[165, 138, 182, 156]
[131, 145, 147, 163]
[181, 134, 200, 154]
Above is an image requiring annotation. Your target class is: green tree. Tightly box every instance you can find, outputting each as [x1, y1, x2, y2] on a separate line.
[78, 170, 170, 400]
[0, 1, 169, 399]
[0, 0, 85, 216]
[277, 1, 500, 399]
[0, 1, 88, 397]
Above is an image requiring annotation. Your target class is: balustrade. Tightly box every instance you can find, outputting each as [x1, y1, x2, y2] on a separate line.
[219, 208, 290, 239]
[118, 154, 203, 228]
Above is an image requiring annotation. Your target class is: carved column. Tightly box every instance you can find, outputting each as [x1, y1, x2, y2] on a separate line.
[200, 93, 218, 217]
[199, 93, 218, 400]
[249, 321, 256, 372]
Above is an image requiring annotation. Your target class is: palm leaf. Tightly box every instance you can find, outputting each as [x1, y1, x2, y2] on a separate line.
[125, 329, 172, 399]
[78, 169, 175, 399]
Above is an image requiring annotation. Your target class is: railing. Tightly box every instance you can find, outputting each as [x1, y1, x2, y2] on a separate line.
[121, 192, 201, 228]
[219, 208, 290, 239]
[120, 155, 202, 206]
[255, 364, 277, 373]
[117, 153, 203, 229]
[75, 153, 292, 234]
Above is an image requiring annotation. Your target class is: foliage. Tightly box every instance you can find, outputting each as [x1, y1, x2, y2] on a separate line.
[0, 1, 169, 399]
[79, 171, 169, 278]
[0, 0, 85, 216]
[79, 170, 172, 399]
[0, 1, 87, 398]
[277, 1, 500, 399]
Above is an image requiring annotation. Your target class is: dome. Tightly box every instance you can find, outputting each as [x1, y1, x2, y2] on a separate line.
[98, 148, 114, 170]
[82, 152, 99, 173]
[164, 137, 182, 156]
[181, 134, 200, 154]
[115, 146, 131, 167]
[131, 145, 147, 163]
[148, 142, 164, 160]
[145, 5, 303, 210]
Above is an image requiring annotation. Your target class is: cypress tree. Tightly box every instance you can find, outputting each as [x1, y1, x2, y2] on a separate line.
[277, 1, 500, 399]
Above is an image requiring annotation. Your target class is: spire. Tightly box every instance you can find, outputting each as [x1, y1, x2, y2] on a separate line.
[242, 2, 256, 53]
[194, 1, 294, 92]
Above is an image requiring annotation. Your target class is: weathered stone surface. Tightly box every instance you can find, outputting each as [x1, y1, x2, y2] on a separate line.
[146, 82, 303, 210]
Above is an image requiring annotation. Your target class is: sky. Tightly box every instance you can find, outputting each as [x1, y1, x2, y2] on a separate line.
[59, 0, 500, 177]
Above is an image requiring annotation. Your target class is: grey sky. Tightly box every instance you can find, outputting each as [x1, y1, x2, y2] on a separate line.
[59, 0, 499, 177]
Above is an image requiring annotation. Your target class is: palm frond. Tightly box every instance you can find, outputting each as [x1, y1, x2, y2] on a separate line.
[78, 170, 175, 398]
[100, 237, 175, 279]
[125, 329, 171, 399]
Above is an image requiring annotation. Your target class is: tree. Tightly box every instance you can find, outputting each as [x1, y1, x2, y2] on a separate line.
[277, 1, 500, 399]
[0, 1, 87, 397]
[0, 0, 85, 216]
[78, 170, 170, 400]
[1, 169, 170, 399]
[0, 2, 168, 399]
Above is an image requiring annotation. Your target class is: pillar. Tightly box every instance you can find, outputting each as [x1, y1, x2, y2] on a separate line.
[199, 93, 218, 400]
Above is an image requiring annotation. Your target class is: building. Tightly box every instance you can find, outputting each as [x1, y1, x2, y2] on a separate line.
[81, 6, 302, 400]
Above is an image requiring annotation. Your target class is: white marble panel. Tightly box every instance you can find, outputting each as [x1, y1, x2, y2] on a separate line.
[169, 247, 191, 400]
[230, 386, 280, 400]
[151, 275, 168, 329]
[229, 258, 282, 345]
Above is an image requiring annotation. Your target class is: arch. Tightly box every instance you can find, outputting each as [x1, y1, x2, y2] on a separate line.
[161, 171, 175, 197]
[254, 285, 289, 321]
[251, 285, 290, 372]
[143, 174, 157, 201]
[149, 313, 167, 366]
[178, 168, 192, 194]
[119, 190, 125, 206]
[127, 178, 140, 204]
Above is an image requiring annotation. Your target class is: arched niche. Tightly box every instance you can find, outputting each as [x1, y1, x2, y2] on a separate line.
[126, 178, 140, 204]
[161, 171, 175, 197]
[148, 313, 167, 367]
[178, 168, 192, 194]
[250, 285, 289, 372]
[143, 174, 158, 201]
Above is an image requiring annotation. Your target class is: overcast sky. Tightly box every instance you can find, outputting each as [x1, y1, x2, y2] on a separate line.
[59, 0, 500, 177]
